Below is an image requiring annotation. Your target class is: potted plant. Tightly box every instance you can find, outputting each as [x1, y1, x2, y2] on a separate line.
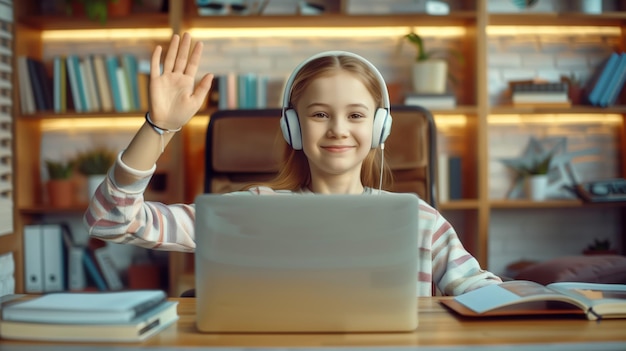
[44, 159, 75, 207]
[76, 147, 116, 198]
[504, 151, 553, 201]
[583, 238, 618, 255]
[402, 31, 464, 94]
[66, 0, 133, 24]
[561, 72, 583, 105]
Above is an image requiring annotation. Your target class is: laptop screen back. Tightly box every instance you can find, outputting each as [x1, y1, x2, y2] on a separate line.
[194, 193, 419, 332]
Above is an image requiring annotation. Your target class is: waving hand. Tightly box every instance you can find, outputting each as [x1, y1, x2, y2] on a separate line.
[149, 33, 213, 130]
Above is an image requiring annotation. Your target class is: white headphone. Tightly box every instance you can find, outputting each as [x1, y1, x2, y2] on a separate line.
[280, 51, 393, 150]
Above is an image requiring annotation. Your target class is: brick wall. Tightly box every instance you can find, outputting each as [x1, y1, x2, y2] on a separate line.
[41, 10, 623, 277]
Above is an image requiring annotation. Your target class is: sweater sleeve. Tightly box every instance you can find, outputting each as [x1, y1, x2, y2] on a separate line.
[429, 208, 502, 295]
[82, 160, 197, 252]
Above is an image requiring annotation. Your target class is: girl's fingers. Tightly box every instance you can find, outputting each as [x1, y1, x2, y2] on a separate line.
[162, 34, 180, 73]
[192, 73, 214, 103]
[173, 33, 192, 73]
[150, 45, 162, 80]
[184, 40, 203, 77]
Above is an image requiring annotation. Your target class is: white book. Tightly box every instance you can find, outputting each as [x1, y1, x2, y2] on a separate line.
[116, 67, 131, 112]
[92, 54, 113, 112]
[82, 56, 101, 112]
[2, 290, 167, 324]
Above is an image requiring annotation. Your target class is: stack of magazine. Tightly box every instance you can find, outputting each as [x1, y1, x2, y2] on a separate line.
[0, 290, 177, 342]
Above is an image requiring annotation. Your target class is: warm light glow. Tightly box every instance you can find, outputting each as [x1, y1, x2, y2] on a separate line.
[434, 115, 467, 129]
[188, 26, 465, 39]
[41, 117, 145, 132]
[488, 114, 623, 125]
[188, 115, 210, 128]
[487, 26, 620, 36]
[42, 28, 173, 41]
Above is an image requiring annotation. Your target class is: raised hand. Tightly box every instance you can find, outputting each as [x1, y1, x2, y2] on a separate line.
[148, 33, 213, 130]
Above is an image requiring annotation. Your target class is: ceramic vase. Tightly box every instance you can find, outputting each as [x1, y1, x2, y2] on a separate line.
[412, 60, 447, 94]
[526, 174, 548, 201]
[46, 179, 74, 208]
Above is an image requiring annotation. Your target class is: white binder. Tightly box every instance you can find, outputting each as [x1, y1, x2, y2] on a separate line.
[23, 225, 43, 293]
[42, 224, 64, 292]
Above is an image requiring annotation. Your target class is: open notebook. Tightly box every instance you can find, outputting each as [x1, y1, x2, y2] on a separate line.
[194, 193, 420, 333]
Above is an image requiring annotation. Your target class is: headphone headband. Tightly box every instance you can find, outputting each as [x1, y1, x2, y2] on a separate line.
[279, 51, 393, 150]
[281, 51, 390, 110]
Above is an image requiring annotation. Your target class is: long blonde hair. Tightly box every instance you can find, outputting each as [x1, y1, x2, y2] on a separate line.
[247, 55, 392, 191]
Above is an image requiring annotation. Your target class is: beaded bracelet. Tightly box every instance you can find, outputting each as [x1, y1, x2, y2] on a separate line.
[145, 112, 182, 152]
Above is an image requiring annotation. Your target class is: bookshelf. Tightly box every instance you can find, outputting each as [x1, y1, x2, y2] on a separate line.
[8, 0, 626, 296]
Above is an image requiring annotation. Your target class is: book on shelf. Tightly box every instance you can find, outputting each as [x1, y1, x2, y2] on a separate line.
[442, 281, 626, 320]
[16, 56, 36, 115]
[86, 237, 124, 291]
[437, 154, 463, 202]
[599, 53, 626, 107]
[511, 82, 570, 106]
[0, 299, 178, 342]
[586, 52, 622, 106]
[1, 290, 167, 324]
[404, 92, 456, 109]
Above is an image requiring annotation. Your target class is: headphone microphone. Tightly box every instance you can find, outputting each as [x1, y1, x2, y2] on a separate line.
[279, 51, 393, 193]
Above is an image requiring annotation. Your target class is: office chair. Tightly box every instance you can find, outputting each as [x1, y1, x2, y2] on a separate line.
[204, 105, 437, 206]
[179, 105, 438, 297]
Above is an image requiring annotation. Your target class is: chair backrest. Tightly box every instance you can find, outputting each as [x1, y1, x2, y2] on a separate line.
[205, 105, 437, 207]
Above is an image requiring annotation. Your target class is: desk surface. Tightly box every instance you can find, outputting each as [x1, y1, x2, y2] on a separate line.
[1, 297, 626, 350]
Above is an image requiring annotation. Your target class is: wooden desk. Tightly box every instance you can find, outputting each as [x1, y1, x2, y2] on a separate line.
[2, 297, 626, 349]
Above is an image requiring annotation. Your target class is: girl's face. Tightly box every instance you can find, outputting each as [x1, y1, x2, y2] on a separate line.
[295, 71, 376, 182]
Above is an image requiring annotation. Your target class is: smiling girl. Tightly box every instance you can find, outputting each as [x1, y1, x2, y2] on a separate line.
[84, 33, 501, 296]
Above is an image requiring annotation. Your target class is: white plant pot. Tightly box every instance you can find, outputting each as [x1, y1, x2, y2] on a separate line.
[526, 175, 549, 201]
[412, 60, 447, 94]
[87, 174, 107, 200]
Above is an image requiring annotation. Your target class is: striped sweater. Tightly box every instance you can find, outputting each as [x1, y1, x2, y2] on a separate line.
[84, 162, 502, 296]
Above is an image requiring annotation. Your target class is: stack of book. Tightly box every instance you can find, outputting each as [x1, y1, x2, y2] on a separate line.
[0, 290, 177, 342]
[404, 92, 457, 109]
[587, 52, 626, 107]
[511, 82, 571, 107]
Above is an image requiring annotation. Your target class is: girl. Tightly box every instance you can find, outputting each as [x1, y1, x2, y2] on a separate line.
[84, 33, 501, 296]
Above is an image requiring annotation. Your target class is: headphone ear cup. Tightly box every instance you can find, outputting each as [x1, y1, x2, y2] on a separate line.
[280, 109, 303, 150]
[372, 108, 392, 148]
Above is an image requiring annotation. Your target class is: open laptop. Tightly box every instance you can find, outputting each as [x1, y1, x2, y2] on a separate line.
[194, 193, 420, 333]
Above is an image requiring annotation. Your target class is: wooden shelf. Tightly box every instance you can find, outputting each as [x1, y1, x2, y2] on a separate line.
[489, 105, 626, 115]
[489, 12, 626, 26]
[430, 106, 478, 115]
[18, 204, 90, 215]
[185, 12, 478, 28]
[17, 13, 170, 30]
[490, 199, 583, 209]
[440, 199, 480, 210]
[18, 112, 148, 120]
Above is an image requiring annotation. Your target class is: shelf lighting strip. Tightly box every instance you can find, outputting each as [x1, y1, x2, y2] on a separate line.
[41, 26, 619, 41]
[487, 26, 620, 36]
[188, 26, 465, 38]
[42, 28, 173, 41]
[488, 114, 623, 125]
